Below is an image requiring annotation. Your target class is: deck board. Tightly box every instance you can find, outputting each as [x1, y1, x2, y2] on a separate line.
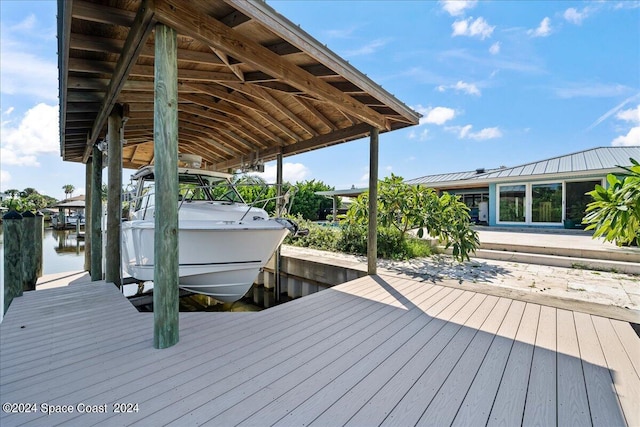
[556, 309, 592, 427]
[1, 274, 638, 427]
[574, 312, 627, 426]
[522, 305, 557, 426]
[451, 300, 526, 427]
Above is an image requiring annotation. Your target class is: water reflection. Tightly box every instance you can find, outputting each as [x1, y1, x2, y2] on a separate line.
[0, 226, 85, 277]
[1, 226, 273, 312]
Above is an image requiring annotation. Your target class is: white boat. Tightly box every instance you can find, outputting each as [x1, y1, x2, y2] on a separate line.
[121, 164, 298, 302]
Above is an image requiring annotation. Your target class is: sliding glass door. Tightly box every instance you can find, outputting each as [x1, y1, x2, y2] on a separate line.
[531, 183, 562, 223]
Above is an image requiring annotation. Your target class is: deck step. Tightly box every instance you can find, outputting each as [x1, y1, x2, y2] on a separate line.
[479, 241, 639, 264]
[472, 249, 640, 275]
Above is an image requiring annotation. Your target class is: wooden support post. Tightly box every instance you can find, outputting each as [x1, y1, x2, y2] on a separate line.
[58, 207, 65, 229]
[35, 211, 44, 278]
[21, 211, 38, 291]
[332, 196, 337, 223]
[85, 157, 92, 272]
[90, 143, 103, 281]
[3, 211, 23, 313]
[106, 106, 123, 287]
[153, 23, 179, 349]
[367, 127, 379, 275]
[84, 158, 93, 271]
[275, 151, 283, 302]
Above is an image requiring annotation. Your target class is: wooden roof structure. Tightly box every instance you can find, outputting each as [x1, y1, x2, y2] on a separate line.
[57, 0, 420, 171]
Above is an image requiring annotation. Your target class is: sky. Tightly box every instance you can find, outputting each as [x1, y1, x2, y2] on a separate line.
[1, 0, 639, 201]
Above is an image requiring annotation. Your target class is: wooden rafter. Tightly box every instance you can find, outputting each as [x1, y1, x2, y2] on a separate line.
[82, 0, 156, 163]
[153, 0, 389, 130]
[216, 123, 373, 170]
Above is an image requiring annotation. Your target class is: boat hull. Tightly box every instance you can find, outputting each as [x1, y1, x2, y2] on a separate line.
[122, 220, 289, 302]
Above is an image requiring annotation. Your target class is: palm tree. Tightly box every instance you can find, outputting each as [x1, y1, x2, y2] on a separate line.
[62, 184, 75, 199]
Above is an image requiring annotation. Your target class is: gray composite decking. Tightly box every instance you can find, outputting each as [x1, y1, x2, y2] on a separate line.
[0, 275, 638, 426]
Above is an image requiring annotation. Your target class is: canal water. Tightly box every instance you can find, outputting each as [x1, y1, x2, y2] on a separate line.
[0, 224, 269, 312]
[0, 227, 85, 279]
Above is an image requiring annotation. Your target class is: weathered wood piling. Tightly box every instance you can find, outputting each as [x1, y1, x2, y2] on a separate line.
[21, 211, 38, 291]
[3, 211, 23, 313]
[153, 22, 179, 349]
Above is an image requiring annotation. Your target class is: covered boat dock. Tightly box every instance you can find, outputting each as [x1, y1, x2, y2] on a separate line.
[56, 0, 420, 347]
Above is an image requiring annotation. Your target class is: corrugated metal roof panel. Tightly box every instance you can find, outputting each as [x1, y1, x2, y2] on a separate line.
[404, 147, 640, 186]
[545, 157, 560, 174]
[532, 160, 548, 175]
[571, 153, 587, 171]
[584, 149, 603, 170]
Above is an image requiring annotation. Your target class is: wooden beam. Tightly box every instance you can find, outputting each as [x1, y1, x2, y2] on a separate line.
[72, 0, 135, 27]
[84, 157, 91, 272]
[226, 0, 420, 126]
[83, 0, 156, 163]
[90, 144, 103, 281]
[154, 0, 389, 130]
[220, 82, 302, 141]
[69, 32, 225, 66]
[215, 122, 372, 170]
[153, 23, 179, 349]
[105, 106, 123, 287]
[368, 127, 379, 275]
[58, 0, 73, 158]
[67, 58, 238, 83]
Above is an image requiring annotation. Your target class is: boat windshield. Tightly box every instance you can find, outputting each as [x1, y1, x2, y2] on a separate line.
[178, 173, 244, 203]
[135, 172, 245, 209]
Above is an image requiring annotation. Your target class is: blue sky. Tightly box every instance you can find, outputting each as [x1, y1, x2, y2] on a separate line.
[1, 0, 639, 200]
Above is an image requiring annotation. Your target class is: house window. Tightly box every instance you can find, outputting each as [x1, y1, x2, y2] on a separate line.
[499, 185, 526, 222]
[532, 183, 562, 223]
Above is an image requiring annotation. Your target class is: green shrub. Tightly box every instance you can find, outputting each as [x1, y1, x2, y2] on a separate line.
[337, 223, 433, 260]
[284, 216, 341, 251]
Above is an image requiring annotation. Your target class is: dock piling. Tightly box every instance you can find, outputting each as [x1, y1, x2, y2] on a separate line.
[21, 211, 38, 291]
[3, 211, 23, 313]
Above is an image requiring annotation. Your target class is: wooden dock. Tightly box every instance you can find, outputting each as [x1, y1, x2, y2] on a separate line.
[1, 274, 638, 426]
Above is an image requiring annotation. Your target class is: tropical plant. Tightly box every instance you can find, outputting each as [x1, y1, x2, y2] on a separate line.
[1, 188, 57, 212]
[288, 179, 334, 220]
[584, 158, 640, 246]
[345, 174, 479, 261]
[62, 184, 75, 199]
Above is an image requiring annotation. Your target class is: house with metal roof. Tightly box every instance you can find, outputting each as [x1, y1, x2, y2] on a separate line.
[406, 146, 640, 228]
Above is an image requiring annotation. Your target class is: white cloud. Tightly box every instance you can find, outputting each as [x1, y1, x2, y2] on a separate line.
[616, 105, 640, 124]
[10, 14, 37, 32]
[253, 162, 311, 184]
[0, 103, 59, 167]
[450, 124, 502, 140]
[4, 107, 15, 115]
[555, 83, 630, 99]
[489, 42, 501, 55]
[459, 124, 473, 139]
[436, 81, 481, 96]
[0, 170, 12, 188]
[440, 0, 477, 16]
[0, 16, 58, 102]
[563, 7, 590, 25]
[469, 126, 503, 140]
[611, 104, 640, 147]
[611, 127, 640, 146]
[454, 81, 481, 96]
[344, 38, 390, 57]
[414, 106, 457, 126]
[452, 17, 495, 39]
[528, 17, 552, 37]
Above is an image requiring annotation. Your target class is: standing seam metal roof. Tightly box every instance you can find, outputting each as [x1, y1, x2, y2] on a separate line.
[405, 146, 640, 185]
